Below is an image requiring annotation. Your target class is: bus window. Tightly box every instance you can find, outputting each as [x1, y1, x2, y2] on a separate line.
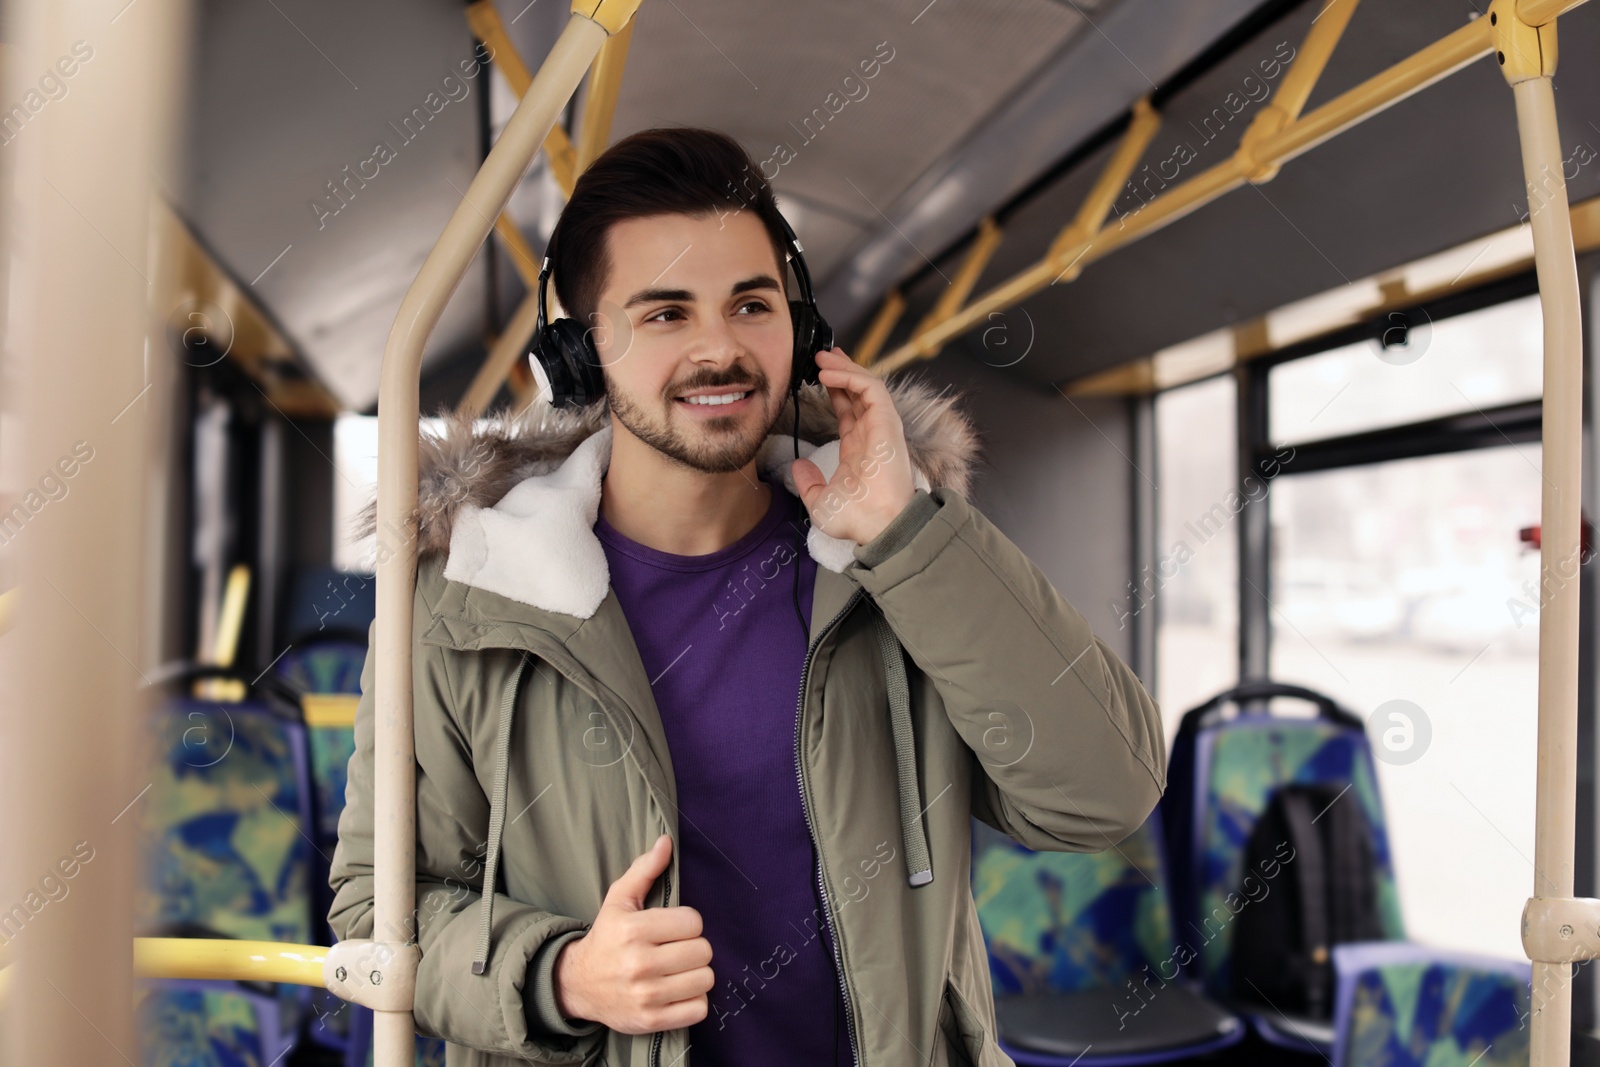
[1270, 293, 1544, 446]
[1154, 373, 1238, 736]
[333, 413, 381, 572]
[1270, 444, 1542, 959]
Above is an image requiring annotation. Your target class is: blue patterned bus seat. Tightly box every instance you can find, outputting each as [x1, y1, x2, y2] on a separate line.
[974, 819, 1175, 997]
[137, 978, 290, 1067]
[1193, 718, 1405, 994]
[276, 639, 369, 1052]
[136, 699, 313, 1057]
[1331, 942, 1530, 1067]
[137, 699, 312, 945]
[276, 640, 366, 844]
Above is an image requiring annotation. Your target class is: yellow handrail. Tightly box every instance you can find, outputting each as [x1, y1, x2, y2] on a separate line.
[869, 0, 1595, 377]
[852, 290, 906, 368]
[1520, 0, 1591, 24]
[0, 941, 331, 1011]
[133, 938, 328, 987]
[303, 693, 360, 728]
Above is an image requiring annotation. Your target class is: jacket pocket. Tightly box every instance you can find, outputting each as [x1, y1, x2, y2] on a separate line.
[941, 979, 997, 1067]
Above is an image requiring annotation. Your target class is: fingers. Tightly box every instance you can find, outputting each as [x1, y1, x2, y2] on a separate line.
[816, 350, 894, 431]
[647, 965, 716, 1005]
[626, 994, 710, 1034]
[816, 349, 862, 434]
[833, 387, 856, 440]
[633, 905, 703, 944]
[819, 355, 883, 399]
[604, 834, 672, 912]
[652, 935, 713, 975]
[609, 937, 711, 1034]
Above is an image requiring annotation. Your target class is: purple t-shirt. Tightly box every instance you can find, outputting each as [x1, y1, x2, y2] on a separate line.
[595, 478, 853, 1066]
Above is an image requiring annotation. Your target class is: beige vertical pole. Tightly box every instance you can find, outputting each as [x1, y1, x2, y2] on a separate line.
[0, 1, 190, 1066]
[1494, 2, 1583, 1064]
[1523, 68, 1584, 1063]
[370, 5, 636, 1063]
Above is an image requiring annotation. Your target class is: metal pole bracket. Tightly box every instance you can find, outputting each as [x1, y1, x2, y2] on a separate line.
[572, 0, 644, 36]
[325, 940, 422, 1012]
[1490, 0, 1558, 83]
[1236, 107, 1291, 184]
[1522, 897, 1600, 963]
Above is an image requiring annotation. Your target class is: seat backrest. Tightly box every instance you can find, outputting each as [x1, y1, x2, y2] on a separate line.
[1162, 680, 1358, 924]
[137, 700, 315, 1061]
[137, 697, 313, 946]
[136, 979, 291, 1067]
[276, 640, 367, 844]
[281, 567, 375, 647]
[277, 639, 367, 697]
[1330, 943, 1530, 1067]
[276, 637, 365, 1049]
[971, 814, 1177, 997]
[1185, 714, 1405, 996]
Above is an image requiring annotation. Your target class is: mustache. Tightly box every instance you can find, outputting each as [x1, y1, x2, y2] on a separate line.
[663, 367, 769, 398]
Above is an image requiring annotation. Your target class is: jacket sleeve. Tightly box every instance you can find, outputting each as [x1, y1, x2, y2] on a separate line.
[847, 488, 1166, 852]
[327, 619, 603, 1062]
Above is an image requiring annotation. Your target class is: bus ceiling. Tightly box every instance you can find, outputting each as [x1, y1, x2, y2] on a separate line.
[163, 0, 1595, 415]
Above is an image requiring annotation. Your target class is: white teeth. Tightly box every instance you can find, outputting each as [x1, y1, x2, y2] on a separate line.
[681, 391, 749, 406]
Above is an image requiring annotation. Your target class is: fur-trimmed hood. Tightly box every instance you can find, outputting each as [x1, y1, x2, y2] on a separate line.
[365, 378, 980, 619]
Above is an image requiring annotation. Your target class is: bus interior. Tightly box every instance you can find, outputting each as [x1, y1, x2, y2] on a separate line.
[3, 0, 1600, 1064]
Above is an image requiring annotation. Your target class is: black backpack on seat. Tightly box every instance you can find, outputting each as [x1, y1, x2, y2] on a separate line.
[1230, 781, 1386, 1020]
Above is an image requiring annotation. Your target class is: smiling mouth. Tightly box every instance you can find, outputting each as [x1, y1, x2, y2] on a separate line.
[675, 390, 753, 408]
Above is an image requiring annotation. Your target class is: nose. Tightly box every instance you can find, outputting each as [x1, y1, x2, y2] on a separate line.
[688, 312, 744, 369]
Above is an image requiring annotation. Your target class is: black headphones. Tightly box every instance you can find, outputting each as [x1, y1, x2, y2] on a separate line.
[530, 210, 833, 409]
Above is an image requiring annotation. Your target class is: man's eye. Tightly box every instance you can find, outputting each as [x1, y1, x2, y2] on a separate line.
[736, 300, 772, 315]
[645, 307, 684, 323]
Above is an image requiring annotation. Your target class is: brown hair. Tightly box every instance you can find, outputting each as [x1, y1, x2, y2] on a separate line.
[547, 126, 790, 326]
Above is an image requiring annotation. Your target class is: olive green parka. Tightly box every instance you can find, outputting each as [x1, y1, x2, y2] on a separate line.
[328, 379, 1166, 1067]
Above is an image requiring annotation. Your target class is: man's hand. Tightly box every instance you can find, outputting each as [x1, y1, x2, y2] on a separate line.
[554, 835, 714, 1034]
[792, 348, 917, 545]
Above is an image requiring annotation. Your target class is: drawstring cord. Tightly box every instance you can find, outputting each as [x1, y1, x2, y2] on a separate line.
[870, 610, 933, 887]
[472, 655, 529, 975]
[791, 379, 931, 888]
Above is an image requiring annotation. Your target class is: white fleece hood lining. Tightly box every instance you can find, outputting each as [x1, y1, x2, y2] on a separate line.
[442, 424, 931, 620]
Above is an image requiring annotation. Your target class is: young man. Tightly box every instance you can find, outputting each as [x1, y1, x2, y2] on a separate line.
[330, 127, 1165, 1067]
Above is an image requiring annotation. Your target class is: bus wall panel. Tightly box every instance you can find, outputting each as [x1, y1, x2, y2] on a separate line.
[909, 347, 1135, 666]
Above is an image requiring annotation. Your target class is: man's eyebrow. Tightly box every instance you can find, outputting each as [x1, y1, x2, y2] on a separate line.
[621, 274, 783, 310]
[622, 287, 692, 310]
[730, 274, 783, 297]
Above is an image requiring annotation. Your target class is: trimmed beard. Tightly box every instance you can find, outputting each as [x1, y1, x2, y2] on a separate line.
[605, 364, 783, 474]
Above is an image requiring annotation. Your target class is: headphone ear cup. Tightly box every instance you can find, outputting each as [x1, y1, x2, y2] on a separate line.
[530, 326, 569, 408]
[790, 300, 820, 387]
[537, 318, 605, 409]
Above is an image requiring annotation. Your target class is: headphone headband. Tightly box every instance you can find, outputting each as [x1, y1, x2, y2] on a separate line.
[775, 212, 819, 310]
[535, 255, 552, 339]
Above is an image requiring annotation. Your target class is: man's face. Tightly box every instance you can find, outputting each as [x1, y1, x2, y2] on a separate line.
[590, 210, 792, 474]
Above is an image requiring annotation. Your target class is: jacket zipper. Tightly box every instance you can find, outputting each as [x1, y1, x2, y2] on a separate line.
[793, 589, 866, 1067]
[649, 861, 673, 1067]
[646, 590, 863, 1067]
